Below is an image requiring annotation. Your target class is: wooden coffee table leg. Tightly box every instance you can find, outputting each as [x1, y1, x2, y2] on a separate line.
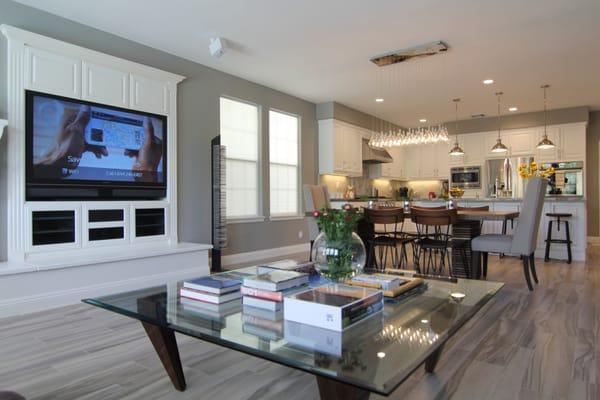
[425, 344, 445, 373]
[142, 322, 186, 391]
[316, 376, 370, 400]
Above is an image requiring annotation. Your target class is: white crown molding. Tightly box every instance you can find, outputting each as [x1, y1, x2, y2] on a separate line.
[0, 24, 185, 83]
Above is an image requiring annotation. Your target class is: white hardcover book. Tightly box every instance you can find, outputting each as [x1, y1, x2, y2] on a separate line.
[180, 288, 241, 304]
[242, 296, 282, 311]
[283, 284, 383, 332]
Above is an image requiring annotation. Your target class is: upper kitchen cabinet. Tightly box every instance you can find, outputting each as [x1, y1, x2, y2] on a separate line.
[82, 61, 129, 107]
[454, 132, 485, 165]
[369, 146, 406, 180]
[559, 123, 586, 161]
[318, 119, 363, 177]
[130, 74, 171, 115]
[25, 46, 82, 98]
[506, 129, 536, 156]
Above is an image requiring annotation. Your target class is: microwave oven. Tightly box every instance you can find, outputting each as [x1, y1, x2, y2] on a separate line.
[450, 166, 482, 189]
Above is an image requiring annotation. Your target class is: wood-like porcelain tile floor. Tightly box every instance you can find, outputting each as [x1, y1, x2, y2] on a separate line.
[1, 248, 599, 400]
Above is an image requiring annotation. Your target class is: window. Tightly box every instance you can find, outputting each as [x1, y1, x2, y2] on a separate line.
[220, 97, 260, 219]
[269, 110, 300, 216]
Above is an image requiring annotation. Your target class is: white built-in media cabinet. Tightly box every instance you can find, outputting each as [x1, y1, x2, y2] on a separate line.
[0, 26, 211, 316]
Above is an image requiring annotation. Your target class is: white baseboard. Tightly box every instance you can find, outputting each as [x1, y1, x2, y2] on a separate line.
[222, 243, 310, 267]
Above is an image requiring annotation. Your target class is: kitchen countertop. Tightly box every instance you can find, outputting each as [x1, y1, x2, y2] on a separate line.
[331, 196, 585, 203]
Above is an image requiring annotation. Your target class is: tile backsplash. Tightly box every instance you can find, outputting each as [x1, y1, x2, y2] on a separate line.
[320, 168, 447, 200]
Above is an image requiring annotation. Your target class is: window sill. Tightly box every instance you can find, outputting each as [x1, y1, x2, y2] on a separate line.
[226, 216, 267, 224]
[269, 215, 305, 221]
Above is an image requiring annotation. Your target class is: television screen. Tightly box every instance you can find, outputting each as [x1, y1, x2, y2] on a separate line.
[26, 91, 167, 189]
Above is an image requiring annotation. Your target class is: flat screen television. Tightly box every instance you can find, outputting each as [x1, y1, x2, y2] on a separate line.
[26, 90, 167, 200]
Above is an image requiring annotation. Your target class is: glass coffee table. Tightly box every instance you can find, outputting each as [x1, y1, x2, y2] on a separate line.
[83, 269, 502, 399]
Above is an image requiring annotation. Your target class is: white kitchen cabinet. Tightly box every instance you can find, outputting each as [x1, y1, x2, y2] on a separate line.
[82, 61, 129, 107]
[419, 145, 436, 178]
[559, 124, 586, 161]
[461, 133, 486, 165]
[130, 73, 171, 115]
[535, 126, 560, 162]
[26, 46, 81, 98]
[404, 146, 421, 179]
[368, 146, 405, 180]
[434, 142, 450, 178]
[318, 119, 363, 177]
[507, 129, 535, 156]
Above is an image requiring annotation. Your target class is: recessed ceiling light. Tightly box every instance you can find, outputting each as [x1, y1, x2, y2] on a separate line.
[377, 352, 386, 358]
[483, 79, 494, 85]
[421, 319, 429, 324]
[509, 107, 518, 112]
[375, 98, 384, 103]
[419, 118, 427, 123]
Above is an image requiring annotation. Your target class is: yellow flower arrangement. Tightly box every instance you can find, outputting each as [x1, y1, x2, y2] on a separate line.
[518, 161, 555, 179]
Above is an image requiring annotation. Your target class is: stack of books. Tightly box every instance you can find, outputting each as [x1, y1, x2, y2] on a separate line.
[284, 283, 383, 332]
[241, 269, 309, 312]
[179, 273, 242, 311]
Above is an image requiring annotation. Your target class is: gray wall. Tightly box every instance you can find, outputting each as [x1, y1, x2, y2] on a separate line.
[445, 106, 589, 136]
[0, 0, 317, 258]
[587, 111, 600, 236]
[317, 101, 405, 131]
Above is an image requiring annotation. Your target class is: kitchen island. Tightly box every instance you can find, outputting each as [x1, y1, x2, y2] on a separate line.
[331, 197, 586, 261]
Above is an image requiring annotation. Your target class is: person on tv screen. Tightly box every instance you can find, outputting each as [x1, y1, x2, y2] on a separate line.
[34, 104, 163, 183]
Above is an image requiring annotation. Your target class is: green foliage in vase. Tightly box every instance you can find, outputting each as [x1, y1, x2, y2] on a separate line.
[313, 204, 361, 281]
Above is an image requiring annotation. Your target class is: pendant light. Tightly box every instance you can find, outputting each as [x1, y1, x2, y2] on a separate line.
[449, 98, 464, 156]
[491, 91, 509, 153]
[537, 84, 556, 149]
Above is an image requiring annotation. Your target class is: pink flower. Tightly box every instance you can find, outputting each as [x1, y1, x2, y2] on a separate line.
[343, 204, 352, 211]
[312, 211, 320, 217]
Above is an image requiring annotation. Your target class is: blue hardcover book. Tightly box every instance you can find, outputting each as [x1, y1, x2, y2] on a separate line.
[183, 273, 242, 294]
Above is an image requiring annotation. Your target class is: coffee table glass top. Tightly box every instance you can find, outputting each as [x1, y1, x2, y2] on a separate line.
[83, 268, 503, 396]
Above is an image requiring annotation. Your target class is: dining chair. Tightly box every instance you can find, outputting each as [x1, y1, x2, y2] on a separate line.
[303, 185, 330, 259]
[471, 177, 547, 290]
[457, 205, 489, 231]
[411, 207, 458, 276]
[363, 207, 406, 270]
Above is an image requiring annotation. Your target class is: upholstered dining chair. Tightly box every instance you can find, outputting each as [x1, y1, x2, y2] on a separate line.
[303, 185, 330, 258]
[471, 177, 547, 291]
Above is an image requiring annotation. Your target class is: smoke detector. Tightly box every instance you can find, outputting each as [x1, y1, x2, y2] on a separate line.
[370, 41, 448, 67]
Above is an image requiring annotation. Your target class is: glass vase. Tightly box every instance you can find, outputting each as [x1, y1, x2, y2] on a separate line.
[311, 231, 366, 282]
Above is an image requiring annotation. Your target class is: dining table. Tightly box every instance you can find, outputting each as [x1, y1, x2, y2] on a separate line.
[356, 207, 520, 278]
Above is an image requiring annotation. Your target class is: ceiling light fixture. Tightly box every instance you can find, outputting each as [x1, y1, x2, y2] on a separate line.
[419, 118, 427, 123]
[375, 98, 384, 103]
[449, 98, 465, 156]
[370, 41, 448, 67]
[483, 79, 494, 85]
[537, 84, 556, 150]
[369, 125, 449, 148]
[491, 92, 509, 153]
[509, 107, 518, 112]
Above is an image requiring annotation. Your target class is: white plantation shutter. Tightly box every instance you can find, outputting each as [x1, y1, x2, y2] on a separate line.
[220, 97, 260, 218]
[269, 110, 300, 216]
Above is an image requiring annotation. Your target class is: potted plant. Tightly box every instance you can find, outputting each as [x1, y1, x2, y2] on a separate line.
[311, 204, 366, 281]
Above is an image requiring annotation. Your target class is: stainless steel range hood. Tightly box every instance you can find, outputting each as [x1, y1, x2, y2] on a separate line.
[362, 139, 393, 164]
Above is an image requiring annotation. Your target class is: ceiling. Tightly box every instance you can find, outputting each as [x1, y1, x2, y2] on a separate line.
[14, 0, 600, 127]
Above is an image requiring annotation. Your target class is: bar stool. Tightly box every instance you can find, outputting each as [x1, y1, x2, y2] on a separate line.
[544, 213, 572, 264]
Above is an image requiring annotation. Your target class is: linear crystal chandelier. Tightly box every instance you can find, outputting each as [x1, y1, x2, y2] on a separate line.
[369, 124, 449, 148]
